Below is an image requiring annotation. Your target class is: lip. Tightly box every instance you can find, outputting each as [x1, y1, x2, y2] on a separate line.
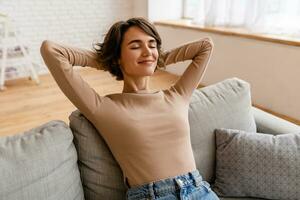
[138, 60, 155, 64]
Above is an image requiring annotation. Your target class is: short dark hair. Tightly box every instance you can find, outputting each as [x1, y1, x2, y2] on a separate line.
[93, 17, 166, 81]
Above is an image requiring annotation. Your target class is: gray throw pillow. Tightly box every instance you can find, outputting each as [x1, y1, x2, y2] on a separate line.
[189, 77, 256, 183]
[0, 120, 84, 200]
[213, 128, 300, 200]
[69, 111, 126, 200]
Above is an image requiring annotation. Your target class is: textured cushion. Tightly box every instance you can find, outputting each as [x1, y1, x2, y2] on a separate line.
[69, 111, 126, 200]
[189, 77, 256, 183]
[0, 120, 84, 200]
[213, 128, 300, 200]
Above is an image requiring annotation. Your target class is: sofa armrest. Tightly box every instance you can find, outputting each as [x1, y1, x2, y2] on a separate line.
[252, 106, 300, 135]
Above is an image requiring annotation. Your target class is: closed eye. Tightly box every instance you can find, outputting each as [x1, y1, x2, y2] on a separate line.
[129, 39, 157, 49]
[149, 41, 157, 48]
[130, 45, 157, 49]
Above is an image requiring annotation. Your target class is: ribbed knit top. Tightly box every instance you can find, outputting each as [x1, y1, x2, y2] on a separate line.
[40, 38, 213, 187]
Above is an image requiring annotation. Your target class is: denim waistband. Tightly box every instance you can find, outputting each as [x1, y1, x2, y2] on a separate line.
[126, 170, 203, 199]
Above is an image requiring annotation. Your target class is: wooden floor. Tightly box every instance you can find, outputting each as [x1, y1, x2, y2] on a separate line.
[0, 68, 179, 136]
[1, 68, 299, 136]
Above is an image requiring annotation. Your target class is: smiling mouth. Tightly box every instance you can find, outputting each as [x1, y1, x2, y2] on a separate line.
[138, 60, 155, 64]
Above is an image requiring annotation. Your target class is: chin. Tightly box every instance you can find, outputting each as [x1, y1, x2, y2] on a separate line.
[138, 70, 155, 77]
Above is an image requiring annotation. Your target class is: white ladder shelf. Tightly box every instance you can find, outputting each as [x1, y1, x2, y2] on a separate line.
[0, 13, 40, 91]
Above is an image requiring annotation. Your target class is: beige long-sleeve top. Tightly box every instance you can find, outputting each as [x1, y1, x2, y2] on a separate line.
[40, 38, 213, 188]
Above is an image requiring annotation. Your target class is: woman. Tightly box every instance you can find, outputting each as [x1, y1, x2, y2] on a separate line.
[40, 17, 218, 200]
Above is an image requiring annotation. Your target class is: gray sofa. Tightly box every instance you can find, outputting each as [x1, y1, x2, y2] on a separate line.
[1, 78, 299, 200]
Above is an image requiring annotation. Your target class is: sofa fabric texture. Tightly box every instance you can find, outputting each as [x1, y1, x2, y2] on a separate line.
[213, 128, 300, 200]
[0, 120, 84, 200]
[69, 77, 257, 200]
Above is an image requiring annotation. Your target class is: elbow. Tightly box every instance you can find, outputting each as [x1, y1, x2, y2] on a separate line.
[199, 37, 214, 54]
[40, 40, 50, 56]
[40, 40, 58, 70]
[203, 37, 214, 49]
[40, 40, 55, 56]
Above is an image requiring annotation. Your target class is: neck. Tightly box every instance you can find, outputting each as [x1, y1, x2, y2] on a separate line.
[122, 76, 150, 93]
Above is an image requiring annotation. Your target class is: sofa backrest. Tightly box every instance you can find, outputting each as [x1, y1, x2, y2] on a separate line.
[252, 106, 300, 135]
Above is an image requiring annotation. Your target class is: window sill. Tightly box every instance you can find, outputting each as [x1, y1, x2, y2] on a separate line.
[154, 19, 300, 47]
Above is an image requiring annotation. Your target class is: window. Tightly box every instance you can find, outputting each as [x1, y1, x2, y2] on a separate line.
[183, 0, 300, 38]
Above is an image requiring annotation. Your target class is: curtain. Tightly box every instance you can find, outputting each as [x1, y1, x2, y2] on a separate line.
[189, 0, 300, 37]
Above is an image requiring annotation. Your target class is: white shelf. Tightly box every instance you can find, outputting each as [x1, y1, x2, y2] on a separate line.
[0, 13, 40, 90]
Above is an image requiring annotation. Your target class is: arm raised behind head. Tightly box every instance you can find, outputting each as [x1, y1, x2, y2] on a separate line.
[40, 40, 104, 122]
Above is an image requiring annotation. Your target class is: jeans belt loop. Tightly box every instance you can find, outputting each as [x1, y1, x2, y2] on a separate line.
[189, 171, 202, 187]
[148, 182, 156, 200]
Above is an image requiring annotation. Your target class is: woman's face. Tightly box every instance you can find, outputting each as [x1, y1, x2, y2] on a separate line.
[118, 26, 159, 78]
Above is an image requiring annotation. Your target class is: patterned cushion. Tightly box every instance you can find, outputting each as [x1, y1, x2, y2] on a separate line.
[0, 120, 84, 200]
[213, 128, 300, 200]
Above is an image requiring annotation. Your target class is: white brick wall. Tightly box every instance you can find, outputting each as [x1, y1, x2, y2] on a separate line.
[0, 0, 133, 79]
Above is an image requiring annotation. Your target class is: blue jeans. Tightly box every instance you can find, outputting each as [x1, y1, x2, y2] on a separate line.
[126, 170, 219, 200]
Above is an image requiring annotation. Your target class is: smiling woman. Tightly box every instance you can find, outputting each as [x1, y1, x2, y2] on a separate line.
[40, 17, 217, 200]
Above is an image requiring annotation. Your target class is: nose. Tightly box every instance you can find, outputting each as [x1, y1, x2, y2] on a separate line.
[142, 46, 152, 57]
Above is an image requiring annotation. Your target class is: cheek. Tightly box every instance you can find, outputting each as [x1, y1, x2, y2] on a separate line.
[127, 50, 140, 61]
[120, 50, 138, 67]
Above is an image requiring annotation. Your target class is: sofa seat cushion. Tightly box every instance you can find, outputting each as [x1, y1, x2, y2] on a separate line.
[189, 77, 256, 183]
[0, 120, 84, 200]
[214, 128, 300, 200]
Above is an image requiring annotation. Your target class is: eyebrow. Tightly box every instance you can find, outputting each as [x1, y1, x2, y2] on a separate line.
[127, 39, 156, 46]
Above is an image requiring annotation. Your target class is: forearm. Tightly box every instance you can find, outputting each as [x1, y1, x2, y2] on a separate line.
[162, 38, 213, 68]
[40, 40, 103, 70]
